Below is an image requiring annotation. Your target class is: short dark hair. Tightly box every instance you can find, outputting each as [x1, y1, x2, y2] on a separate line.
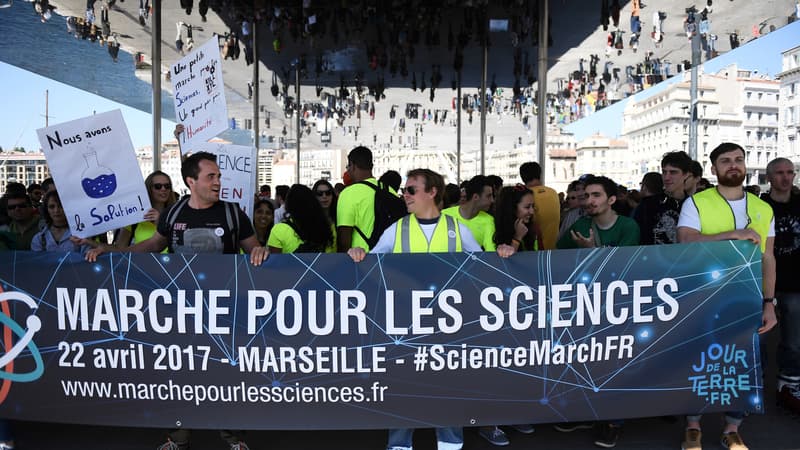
[348, 146, 373, 170]
[583, 175, 618, 199]
[640, 172, 663, 194]
[4, 192, 31, 206]
[444, 183, 461, 208]
[4, 182, 26, 196]
[661, 151, 692, 173]
[689, 160, 703, 177]
[41, 177, 55, 192]
[519, 162, 542, 183]
[259, 184, 271, 193]
[181, 152, 217, 187]
[464, 175, 492, 199]
[27, 183, 42, 194]
[486, 175, 504, 191]
[567, 180, 585, 192]
[275, 185, 290, 200]
[406, 168, 445, 206]
[709, 142, 745, 165]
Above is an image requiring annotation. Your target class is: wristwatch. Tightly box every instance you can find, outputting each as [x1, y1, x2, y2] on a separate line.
[763, 297, 777, 306]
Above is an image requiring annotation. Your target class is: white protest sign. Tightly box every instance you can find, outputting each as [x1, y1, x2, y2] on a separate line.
[192, 142, 256, 218]
[36, 110, 152, 238]
[171, 37, 228, 153]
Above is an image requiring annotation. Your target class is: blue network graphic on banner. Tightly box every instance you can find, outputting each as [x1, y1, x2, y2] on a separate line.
[0, 241, 765, 429]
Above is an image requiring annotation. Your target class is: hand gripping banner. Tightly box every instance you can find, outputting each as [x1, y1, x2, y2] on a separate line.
[0, 241, 765, 429]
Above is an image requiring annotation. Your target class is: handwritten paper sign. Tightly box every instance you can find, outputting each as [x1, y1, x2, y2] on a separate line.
[192, 142, 256, 217]
[36, 110, 151, 238]
[171, 37, 228, 153]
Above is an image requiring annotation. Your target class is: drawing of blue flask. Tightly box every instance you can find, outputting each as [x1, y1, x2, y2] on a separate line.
[80, 151, 117, 198]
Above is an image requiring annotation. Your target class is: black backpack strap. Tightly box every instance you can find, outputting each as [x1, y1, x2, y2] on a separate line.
[223, 201, 240, 244]
[353, 180, 380, 245]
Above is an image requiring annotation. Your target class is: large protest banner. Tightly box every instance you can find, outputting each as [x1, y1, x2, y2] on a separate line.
[171, 37, 228, 152]
[0, 242, 765, 429]
[35, 110, 151, 238]
[192, 142, 256, 217]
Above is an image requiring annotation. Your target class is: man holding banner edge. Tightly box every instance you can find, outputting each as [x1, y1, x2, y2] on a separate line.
[677, 142, 777, 450]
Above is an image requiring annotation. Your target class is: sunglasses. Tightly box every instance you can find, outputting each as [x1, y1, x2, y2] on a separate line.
[6, 203, 29, 210]
[152, 183, 172, 190]
[315, 190, 333, 197]
[402, 185, 419, 196]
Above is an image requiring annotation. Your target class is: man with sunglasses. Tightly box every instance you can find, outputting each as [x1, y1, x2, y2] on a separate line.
[348, 168, 482, 450]
[0, 192, 43, 250]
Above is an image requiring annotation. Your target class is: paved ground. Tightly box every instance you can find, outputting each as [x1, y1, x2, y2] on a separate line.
[8, 333, 799, 450]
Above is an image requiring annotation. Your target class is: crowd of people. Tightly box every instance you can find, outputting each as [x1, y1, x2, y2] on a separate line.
[2, 138, 799, 450]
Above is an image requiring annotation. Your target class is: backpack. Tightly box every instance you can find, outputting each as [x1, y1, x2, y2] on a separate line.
[354, 180, 408, 249]
[284, 220, 326, 253]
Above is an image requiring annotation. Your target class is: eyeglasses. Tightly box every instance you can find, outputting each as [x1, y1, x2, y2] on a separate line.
[402, 185, 419, 196]
[6, 203, 28, 210]
[152, 183, 172, 190]
[315, 190, 333, 197]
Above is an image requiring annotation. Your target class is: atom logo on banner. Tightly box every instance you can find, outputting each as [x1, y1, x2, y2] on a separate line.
[0, 289, 44, 405]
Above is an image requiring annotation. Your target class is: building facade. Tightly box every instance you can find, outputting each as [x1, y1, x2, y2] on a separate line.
[778, 45, 800, 164]
[0, 151, 50, 194]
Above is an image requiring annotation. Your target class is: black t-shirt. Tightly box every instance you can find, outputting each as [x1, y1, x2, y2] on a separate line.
[761, 192, 800, 292]
[157, 200, 254, 254]
[633, 193, 685, 245]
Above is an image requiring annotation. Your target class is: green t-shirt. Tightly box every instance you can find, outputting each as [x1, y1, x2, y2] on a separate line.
[442, 206, 496, 251]
[336, 178, 379, 250]
[556, 215, 640, 249]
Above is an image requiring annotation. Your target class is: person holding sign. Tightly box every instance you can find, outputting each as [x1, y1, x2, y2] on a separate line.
[84, 151, 268, 265]
[677, 143, 777, 450]
[347, 168, 489, 450]
[82, 152, 265, 450]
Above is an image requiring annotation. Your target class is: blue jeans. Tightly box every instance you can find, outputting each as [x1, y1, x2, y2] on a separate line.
[778, 292, 800, 381]
[387, 427, 463, 450]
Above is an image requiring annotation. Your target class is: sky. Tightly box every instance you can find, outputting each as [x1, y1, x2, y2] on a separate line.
[0, 62, 176, 153]
[564, 20, 800, 142]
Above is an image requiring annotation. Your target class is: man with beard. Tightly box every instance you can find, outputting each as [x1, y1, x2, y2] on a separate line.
[761, 157, 800, 415]
[557, 175, 640, 250]
[677, 142, 777, 450]
[634, 151, 692, 245]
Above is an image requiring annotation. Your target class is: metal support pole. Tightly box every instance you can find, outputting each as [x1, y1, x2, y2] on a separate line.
[151, 0, 162, 172]
[536, 0, 548, 183]
[252, 17, 259, 155]
[688, 31, 701, 161]
[480, 40, 487, 175]
[456, 71, 462, 184]
[295, 64, 301, 184]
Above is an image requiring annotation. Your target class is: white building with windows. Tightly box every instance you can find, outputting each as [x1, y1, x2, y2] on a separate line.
[620, 64, 779, 186]
[0, 151, 50, 194]
[778, 45, 800, 163]
[575, 134, 630, 185]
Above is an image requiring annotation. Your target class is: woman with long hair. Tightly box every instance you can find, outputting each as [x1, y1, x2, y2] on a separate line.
[252, 199, 275, 246]
[31, 191, 89, 253]
[113, 170, 177, 249]
[312, 179, 337, 225]
[494, 185, 543, 253]
[268, 184, 334, 253]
